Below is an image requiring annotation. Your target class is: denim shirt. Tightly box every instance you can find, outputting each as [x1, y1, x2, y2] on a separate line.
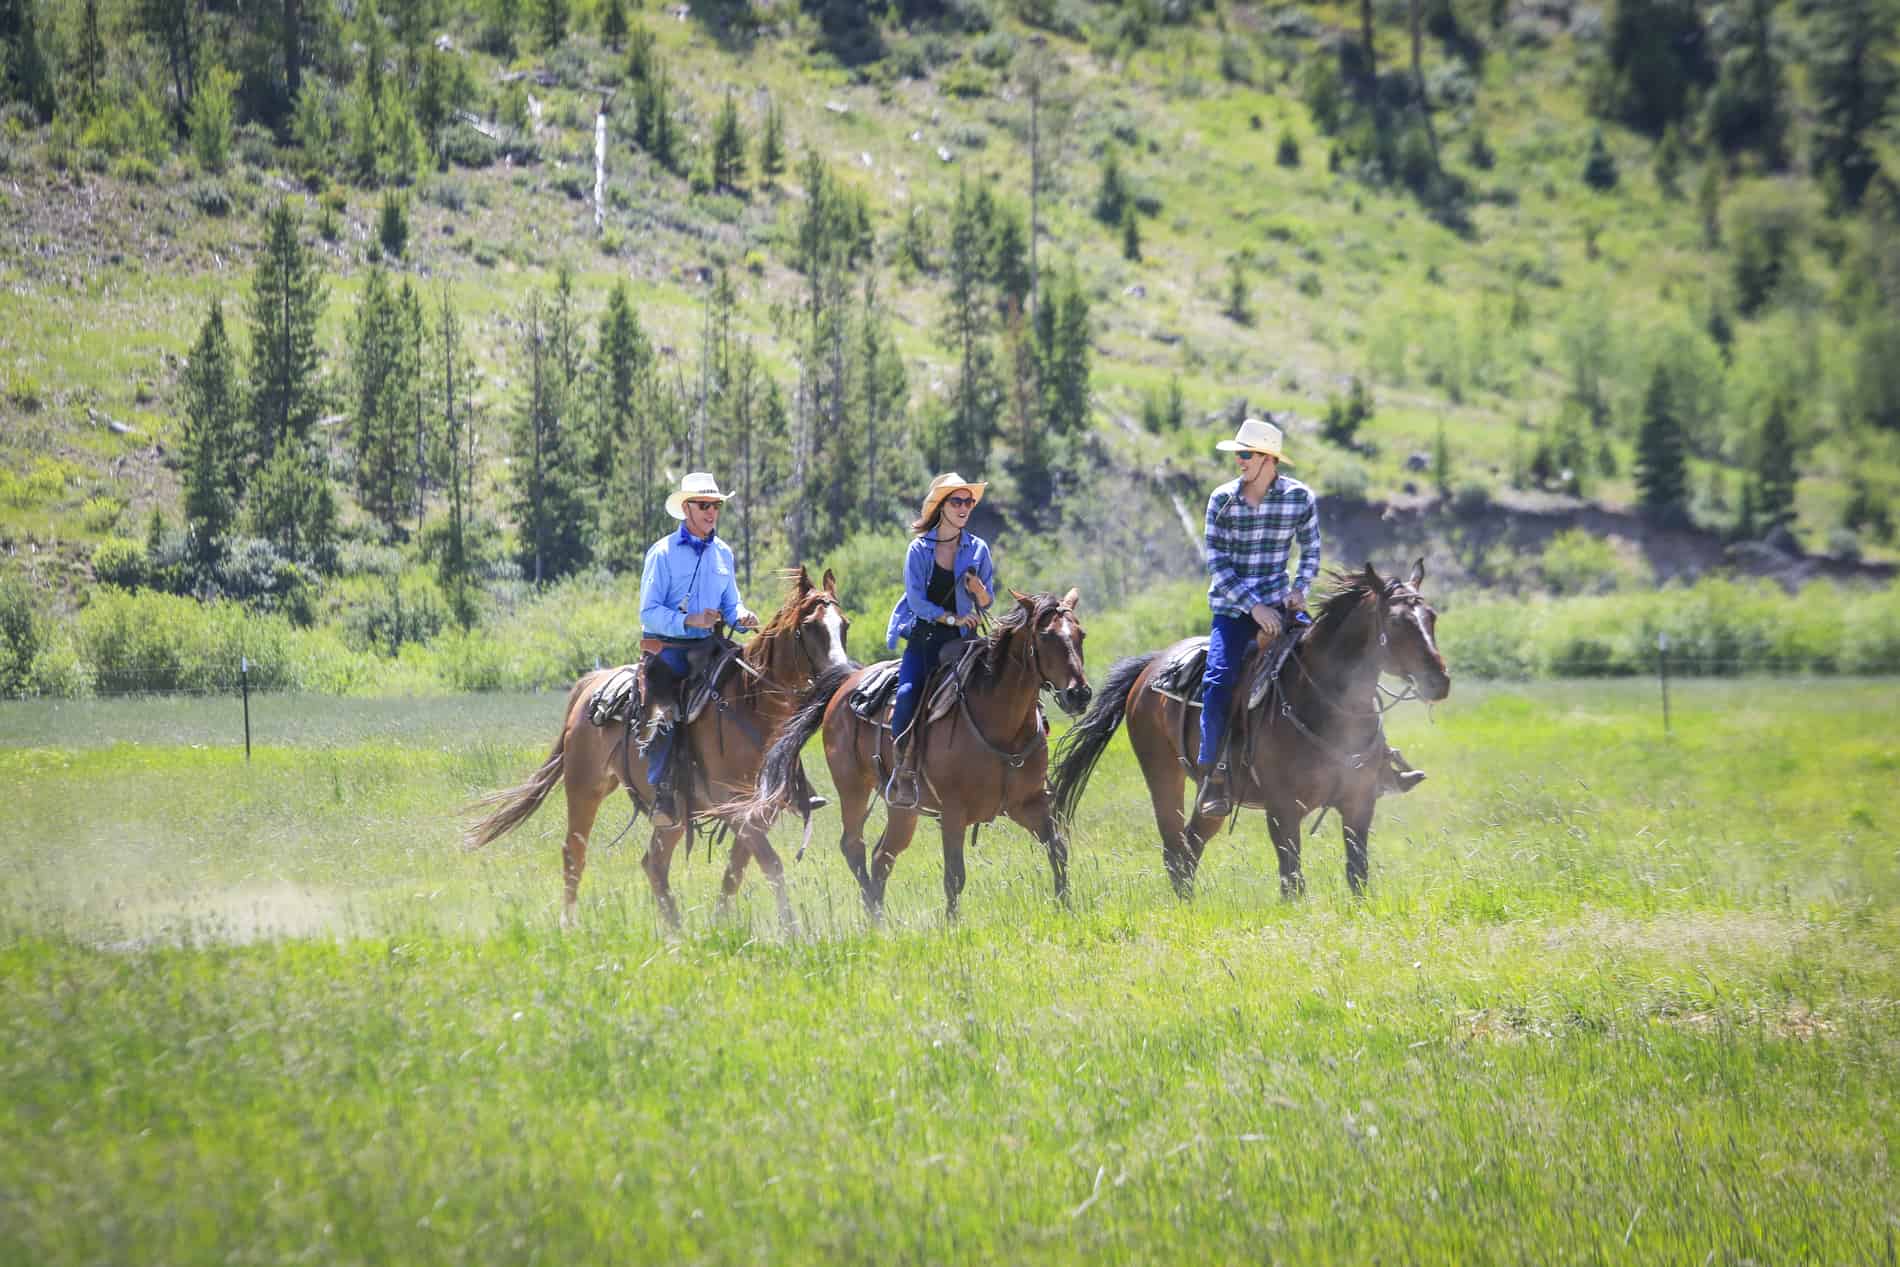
[638, 529, 751, 640]
[885, 532, 996, 649]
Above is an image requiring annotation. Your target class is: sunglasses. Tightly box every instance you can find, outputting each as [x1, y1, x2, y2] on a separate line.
[687, 499, 723, 511]
[1235, 450, 1275, 462]
[945, 495, 976, 508]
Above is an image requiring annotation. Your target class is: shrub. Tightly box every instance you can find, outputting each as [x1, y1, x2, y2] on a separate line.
[1276, 128, 1301, 168]
[91, 539, 148, 588]
[378, 192, 409, 258]
[1582, 128, 1619, 190]
[189, 178, 233, 216]
[0, 576, 42, 696]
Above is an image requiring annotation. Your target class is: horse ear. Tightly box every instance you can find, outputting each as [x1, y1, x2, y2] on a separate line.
[793, 565, 812, 593]
[822, 567, 837, 596]
[1010, 587, 1034, 609]
[1409, 556, 1426, 588]
[1061, 586, 1081, 611]
[1361, 561, 1381, 588]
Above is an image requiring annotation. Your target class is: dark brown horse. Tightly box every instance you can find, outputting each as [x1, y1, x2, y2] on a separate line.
[736, 589, 1092, 922]
[464, 566, 852, 932]
[1050, 562, 1449, 898]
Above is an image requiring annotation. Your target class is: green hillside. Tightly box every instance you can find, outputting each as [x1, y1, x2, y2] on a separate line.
[1, 0, 1897, 689]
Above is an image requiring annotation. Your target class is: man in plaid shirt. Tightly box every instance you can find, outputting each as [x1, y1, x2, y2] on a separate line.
[1195, 417, 1422, 818]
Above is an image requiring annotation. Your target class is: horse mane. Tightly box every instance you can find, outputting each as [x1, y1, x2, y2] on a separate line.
[971, 592, 1068, 681]
[1306, 568, 1383, 646]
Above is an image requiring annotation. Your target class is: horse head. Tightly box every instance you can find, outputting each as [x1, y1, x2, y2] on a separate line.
[766, 565, 851, 686]
[1009, 587, 1093, 717]
[1368, 558, 1450, 702]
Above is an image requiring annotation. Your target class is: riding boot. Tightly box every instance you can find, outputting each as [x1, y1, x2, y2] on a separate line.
[886, 726, 923, 810]
[648, 725, 681, 828]
[1377, 743, 1426, 797]
[793, 760, 829, 815]
[1192, 759, 1233, 820]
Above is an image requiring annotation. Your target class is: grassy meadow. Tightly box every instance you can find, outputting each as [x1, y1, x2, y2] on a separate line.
[3, 677, 1897, 1263]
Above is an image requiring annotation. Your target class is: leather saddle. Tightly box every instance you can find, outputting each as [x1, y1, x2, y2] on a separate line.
[587, 638, 755, 729]
[1150, 628, 1303, 714]
[846, 638, 982, 728]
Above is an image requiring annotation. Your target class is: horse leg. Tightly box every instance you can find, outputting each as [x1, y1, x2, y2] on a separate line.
[1340, 787, 1377, 896]
[1129, 703, 1200, 899]
[735, 822, 801, 938]
[868, 809, 921, 923]
[1007, 792, 1069, 908]
[560, 752, 613, 930]
[1266, 804, 1305, 899]
[835, 769, 876, 910]
[716, 823, 753, 920]
[640, 825, 688, 932]
[938, 809, 969, 923]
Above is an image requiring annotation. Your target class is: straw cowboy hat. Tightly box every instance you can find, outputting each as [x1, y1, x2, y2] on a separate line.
[918, 471, 988, 521]
[1214, 416, 1294, 464]
[664, 472, 734, 520]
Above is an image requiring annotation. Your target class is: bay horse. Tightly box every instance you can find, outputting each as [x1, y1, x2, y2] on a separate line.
[735, 589, 1092, 922]
[1050, 562, 1449, 898]
[464, 566, 852, 932]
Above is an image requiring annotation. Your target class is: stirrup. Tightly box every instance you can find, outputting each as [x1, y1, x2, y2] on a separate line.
[1193, 763, 1232, 819]
[649, 784, 680, 828]
[885, 767, 922, 811]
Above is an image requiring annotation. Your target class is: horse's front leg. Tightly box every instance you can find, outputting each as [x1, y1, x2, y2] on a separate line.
[734, 822, 801, 938]
[1008, 789, 1069, 909]
[1340, 783, 1378, 896]
[938, 809, 969, 923]
[640, 825, 688, 933]
[1265, 802, 1305, 899]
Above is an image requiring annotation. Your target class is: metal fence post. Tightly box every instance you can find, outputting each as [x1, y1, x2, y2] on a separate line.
[1656, 633, 1670, 737]
[241, 654, 252, 761]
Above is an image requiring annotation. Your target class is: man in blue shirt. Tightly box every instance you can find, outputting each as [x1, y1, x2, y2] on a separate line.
[638, 472, 757, 826]
[1197, 418, 1422, 818]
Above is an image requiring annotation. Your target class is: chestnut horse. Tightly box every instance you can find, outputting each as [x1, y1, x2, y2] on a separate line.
[1050, 562, 1449, 898]
[737, 589, 1092, 922]
[464, 567, 852, 931]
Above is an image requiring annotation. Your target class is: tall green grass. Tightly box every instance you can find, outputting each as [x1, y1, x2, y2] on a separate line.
[1, 680, 1895, 1264]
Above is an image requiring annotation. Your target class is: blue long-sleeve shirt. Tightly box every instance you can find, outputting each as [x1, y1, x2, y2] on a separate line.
[1203, 474, 1321, 618]
[639, 528, 752, 640]
[885, 532, 996, 649]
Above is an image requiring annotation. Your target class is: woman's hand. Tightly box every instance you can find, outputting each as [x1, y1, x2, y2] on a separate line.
[963, 570, 991, 607]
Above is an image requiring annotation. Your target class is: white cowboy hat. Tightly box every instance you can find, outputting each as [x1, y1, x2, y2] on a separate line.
[1214, 416, 1294, 464]
[664, 472, 734, 520]
[918, 471, 988, 521]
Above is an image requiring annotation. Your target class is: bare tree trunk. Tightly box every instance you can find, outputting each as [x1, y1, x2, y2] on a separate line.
[1028, 75, 1040, 321]
[594, 102, 608, 235]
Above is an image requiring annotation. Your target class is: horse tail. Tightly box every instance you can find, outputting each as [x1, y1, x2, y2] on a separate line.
[1051, 651, 1156, 828]
[724, 660, 858, 826]
[463, 673, 592, 850]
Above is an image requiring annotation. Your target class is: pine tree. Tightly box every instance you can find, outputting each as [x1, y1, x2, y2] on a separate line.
[988, 204, 1030, 317]
[634, 60, 678, 173]
[139, 0, 200, 128]
[1225, 256, 1251, 324]
[592, 280, 651, 496]
[711, 90, 746, 192]
[1582, 127, 1619, 190]
[937, 177, 1000, 476]
[350, 266, 418, 534]
[1807, 0, 1895, 210]
[1036, 262, 1092, 441]
[247, 443, 339, 570]
[1706, 0, 1787, 166]
[1120, 204, 1142, 261]
[510, 294, 589, 585]
[181, 301, 245, 560]
[1095, 148, 1128, 225]
[757, 94, 785, 184]
[537, 0, 567, 50]
[601, 0, 627, 51]
[858, 276, 907, 533]
[1753, 398, 1797, 535]
[434, 286, 478, 627]
[75, 0, 105, 113]
[1634, 365, 1688, 522]
[247, 202, 326, 465]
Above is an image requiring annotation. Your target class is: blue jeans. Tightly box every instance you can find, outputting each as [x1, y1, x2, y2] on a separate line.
[889, 624, 958, 745]
[645, 645, 692, 787]
[1198, 613, 1261, 768]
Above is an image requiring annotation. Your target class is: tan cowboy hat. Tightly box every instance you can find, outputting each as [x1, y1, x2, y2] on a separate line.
[1214, 416, 1294, 464]
[918, 471, 988, 521]
[664, 472, 734, 520]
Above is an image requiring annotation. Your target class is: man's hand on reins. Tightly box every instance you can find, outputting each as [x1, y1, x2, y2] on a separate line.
[684, 608, 722, 629]
[1250, 603, 1283, 641]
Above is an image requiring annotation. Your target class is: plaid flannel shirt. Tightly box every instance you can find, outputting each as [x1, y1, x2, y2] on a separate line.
[1203, 474, 1321, 618]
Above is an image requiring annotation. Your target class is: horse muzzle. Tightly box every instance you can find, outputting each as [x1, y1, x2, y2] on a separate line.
[1056, 683, 1093, 717]
[1418, 670, 1451, 702]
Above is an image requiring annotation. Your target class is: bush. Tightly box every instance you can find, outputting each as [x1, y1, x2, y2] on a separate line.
[189, 178, 233, 216]
[0, 576, 42, 696]
[91, 537, 147, 588]
[76, 589, 306, 694]
[1276, 128, 1301, 168]
[378, 192, 409, 258]
[440, 123, 499, 169]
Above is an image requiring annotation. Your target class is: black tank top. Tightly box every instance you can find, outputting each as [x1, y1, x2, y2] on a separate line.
[926, 562, 955, 610]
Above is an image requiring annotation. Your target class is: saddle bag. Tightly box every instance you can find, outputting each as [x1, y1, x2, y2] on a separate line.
[847, 660, 903, 722]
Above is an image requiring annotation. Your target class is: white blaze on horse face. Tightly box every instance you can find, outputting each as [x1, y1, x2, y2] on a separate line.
[821, 605, 850, 670]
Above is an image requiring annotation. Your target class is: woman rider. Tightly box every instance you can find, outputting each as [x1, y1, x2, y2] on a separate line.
[882, 472, 996, 809]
